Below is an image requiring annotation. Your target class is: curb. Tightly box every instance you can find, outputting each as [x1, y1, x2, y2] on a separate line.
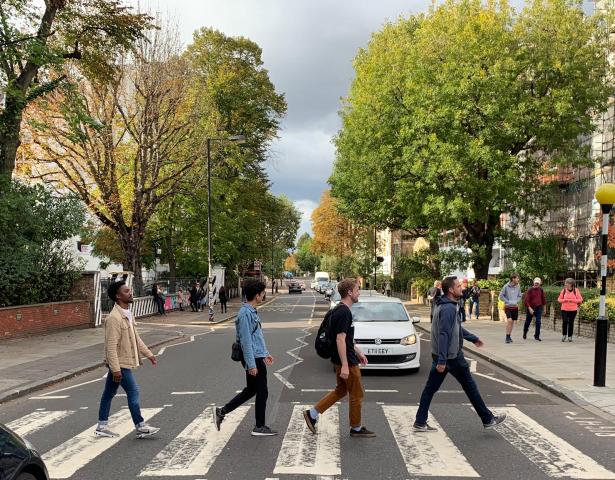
[0, 333, 186, 405]
[415, 323, 615, 422]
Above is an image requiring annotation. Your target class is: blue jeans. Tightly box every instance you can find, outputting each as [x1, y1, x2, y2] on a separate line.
[468, 298, 479, 318]
[416, 355, 493, 425]
[523, 306, 542, 338]
[98, 368, 144, 426]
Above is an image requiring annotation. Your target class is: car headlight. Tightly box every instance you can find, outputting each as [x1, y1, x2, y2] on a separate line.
[400, 334, 417, 345]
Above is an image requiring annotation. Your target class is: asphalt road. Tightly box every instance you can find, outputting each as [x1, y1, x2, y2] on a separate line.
[2, 290, 615, 480]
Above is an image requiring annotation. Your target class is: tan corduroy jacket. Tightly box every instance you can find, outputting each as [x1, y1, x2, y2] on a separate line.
[104, 304, 153, 372]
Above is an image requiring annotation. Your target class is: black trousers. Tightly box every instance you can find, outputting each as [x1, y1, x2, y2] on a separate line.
[190, 300, 198, 312]
[561, 310, 577, 337]
[223, 358, 268, 427]
[220, 300, 227, 313]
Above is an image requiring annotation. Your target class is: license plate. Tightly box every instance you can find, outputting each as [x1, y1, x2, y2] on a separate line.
[367, 348, 389, 355]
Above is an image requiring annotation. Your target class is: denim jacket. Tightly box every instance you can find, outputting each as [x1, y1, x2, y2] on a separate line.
[236, 304, 269, 370]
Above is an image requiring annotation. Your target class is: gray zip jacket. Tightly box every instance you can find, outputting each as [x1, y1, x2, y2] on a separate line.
[431, 296, 478, 364]
[499, 282, 522, 308]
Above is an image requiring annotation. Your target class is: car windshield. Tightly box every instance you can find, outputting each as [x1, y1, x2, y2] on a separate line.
[316, 277, 328, 282]
[350, 302, 409, 322]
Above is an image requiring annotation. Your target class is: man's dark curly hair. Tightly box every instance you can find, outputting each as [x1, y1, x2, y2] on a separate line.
[107, 281, 126, 302]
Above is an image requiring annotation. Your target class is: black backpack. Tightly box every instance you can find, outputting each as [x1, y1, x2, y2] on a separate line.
[315, 305, 343, 359]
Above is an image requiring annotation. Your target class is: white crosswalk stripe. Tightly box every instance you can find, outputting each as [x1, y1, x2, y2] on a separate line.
[42, 407, 163, 479]
[139, 405, 250, 476]
[273, 404, 340, 476]
[5, 403, 615, 479]
[7, 410, 76, 437]
[493, 407, 615, 479]
[383, 405, 479, 477]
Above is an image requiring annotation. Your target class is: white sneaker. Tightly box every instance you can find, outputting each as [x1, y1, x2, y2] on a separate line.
[95, 426, 119, 438]
[136, 423, 160, 438]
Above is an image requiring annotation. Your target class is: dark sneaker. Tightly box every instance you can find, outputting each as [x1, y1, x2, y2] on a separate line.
[535, 337, 541, 342]
[251, 425, 278, 436]
[522, 332, 527, 339]
[350, 427, 376, 437]
[505, 336, 513, 344]
[303, 409, 317, 434]
[484, 413, 507, 430]
[213, 406, 225, 431]
[413, 422, 437, 432]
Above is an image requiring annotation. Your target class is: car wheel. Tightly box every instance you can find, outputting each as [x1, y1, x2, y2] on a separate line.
[17, 473, 37, 480]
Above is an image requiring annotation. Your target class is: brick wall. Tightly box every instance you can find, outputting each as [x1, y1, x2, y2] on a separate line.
[0, 300, 92, 339]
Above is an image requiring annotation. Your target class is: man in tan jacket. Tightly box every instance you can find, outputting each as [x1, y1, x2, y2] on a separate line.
[95, 281, 160, 439]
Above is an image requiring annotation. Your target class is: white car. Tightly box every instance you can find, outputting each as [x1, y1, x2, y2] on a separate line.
[350, 295, 421, 371]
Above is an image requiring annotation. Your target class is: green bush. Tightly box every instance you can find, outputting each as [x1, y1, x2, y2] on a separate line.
[0, 180, 85, 307]
[413, 278, 434, 297]
[579, 296, 615, 322]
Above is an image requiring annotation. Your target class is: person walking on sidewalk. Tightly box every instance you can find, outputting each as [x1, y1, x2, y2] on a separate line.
[151, 283, 165, 316]
[523, 277, 546, 341]
[95, 281, 160, 439]
[427, 280, 443, 323]
[303, 278, 376, 438]
[177, 288, 185, 312]
[213, 279, 277, 436]
[460, 278, 470, 323]
[219, 285, 228, 313]
[558, 278, 583, 342]
[414, 276, 506, 432]
[189, 282, 199, 312]
[499, 273, 522, 343]
[468, 280, 481, 320]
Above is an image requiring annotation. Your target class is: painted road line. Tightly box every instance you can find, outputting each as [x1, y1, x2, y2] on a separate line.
[274, 373, 294, 389]
[301, 389, 332, 392]
[43, 407, 162, 479]
[171, 391, 205, 395]
[8, 410, 76, 437]
[273, 404, 340, 476]
[139, 405, 249, 476]
[494, 407, 615, 478]
[39, 374, 108, 397]
[383, 405, 479, 478]
[29, 395, 70, 400]
[473, 371, 530, 391]
[501, 391, 539, 395]
[365, 389, 398, 393]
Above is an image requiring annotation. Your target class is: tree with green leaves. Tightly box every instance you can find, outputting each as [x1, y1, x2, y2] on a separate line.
[331, 0, 613, 279]
[295, 233, 321, 274]
[0, 0, 153, 177]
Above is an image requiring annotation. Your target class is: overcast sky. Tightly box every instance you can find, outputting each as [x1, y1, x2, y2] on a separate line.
[128, 0, 547, 238]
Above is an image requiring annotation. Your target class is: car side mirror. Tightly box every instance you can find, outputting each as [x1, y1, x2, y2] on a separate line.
[412, 316, 421, 324]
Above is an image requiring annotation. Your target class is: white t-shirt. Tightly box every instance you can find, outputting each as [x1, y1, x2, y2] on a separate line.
[120, 307, 133, 326]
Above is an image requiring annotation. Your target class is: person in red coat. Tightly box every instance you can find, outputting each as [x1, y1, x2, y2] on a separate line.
[523, 277, 546, 341]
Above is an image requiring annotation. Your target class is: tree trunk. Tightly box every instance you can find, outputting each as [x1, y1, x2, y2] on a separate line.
[464, 213, 499, 280]
[119, 229, 144, 295]
[0, 98, 25, 178]
[427, 238, 441, 278]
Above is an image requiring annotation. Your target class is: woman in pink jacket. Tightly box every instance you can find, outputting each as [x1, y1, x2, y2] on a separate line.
[558, 278, 583, 342]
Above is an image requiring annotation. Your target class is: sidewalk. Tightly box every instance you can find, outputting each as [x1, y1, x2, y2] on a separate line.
[0, 301, 242, 405]
[407, 302, 615, 420]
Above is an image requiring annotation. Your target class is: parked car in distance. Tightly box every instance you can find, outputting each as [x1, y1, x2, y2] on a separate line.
[0, 422, 49, 480]
[287, 280, 302, 294]
[350, 296, 421, 371]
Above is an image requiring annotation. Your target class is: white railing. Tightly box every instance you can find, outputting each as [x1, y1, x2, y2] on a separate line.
[131, 294, 180, 318]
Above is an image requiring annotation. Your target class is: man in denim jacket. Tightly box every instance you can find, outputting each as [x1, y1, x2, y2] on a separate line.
[213, 279, 276, 436]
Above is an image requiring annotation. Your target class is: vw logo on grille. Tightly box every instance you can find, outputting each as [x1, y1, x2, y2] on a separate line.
[375, 338, 382, 345]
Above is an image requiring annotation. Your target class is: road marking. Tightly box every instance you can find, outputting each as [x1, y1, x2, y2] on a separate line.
[383, 405, 479, 478]
[38, 374, 108, 397]
[501, 391, 539, 395]
[473, 371, 530, 391]
[139, 405, 249, 476]
[301, 389, 332, 392]
[171, 391, 204, 395]
[273, 404, 340, 476]
[469, 359, 477, 372]
[365, 389, 398, 393]
[438, 390, 464, 394]
[7, 410, 76, 437]
[494, 407, 615, 478]
[29, 395, 70, 400]
[274, 373, 294, 389]
[43, 407, 162, 479]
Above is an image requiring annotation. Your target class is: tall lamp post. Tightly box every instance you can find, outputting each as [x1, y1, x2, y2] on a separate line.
[206, 135, 245, 315]
[594, 183, 615, 387]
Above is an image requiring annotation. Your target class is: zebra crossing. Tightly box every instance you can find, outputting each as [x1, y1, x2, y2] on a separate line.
[7, 402, 615, 479]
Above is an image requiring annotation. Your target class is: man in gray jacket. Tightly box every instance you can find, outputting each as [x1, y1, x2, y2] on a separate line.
[414, 276, 506, 432]
[499, 273, 522, 344]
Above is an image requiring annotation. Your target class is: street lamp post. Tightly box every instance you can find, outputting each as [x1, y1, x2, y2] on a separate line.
[205, 134, 245, 317]
[594, 183, 615, 387]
